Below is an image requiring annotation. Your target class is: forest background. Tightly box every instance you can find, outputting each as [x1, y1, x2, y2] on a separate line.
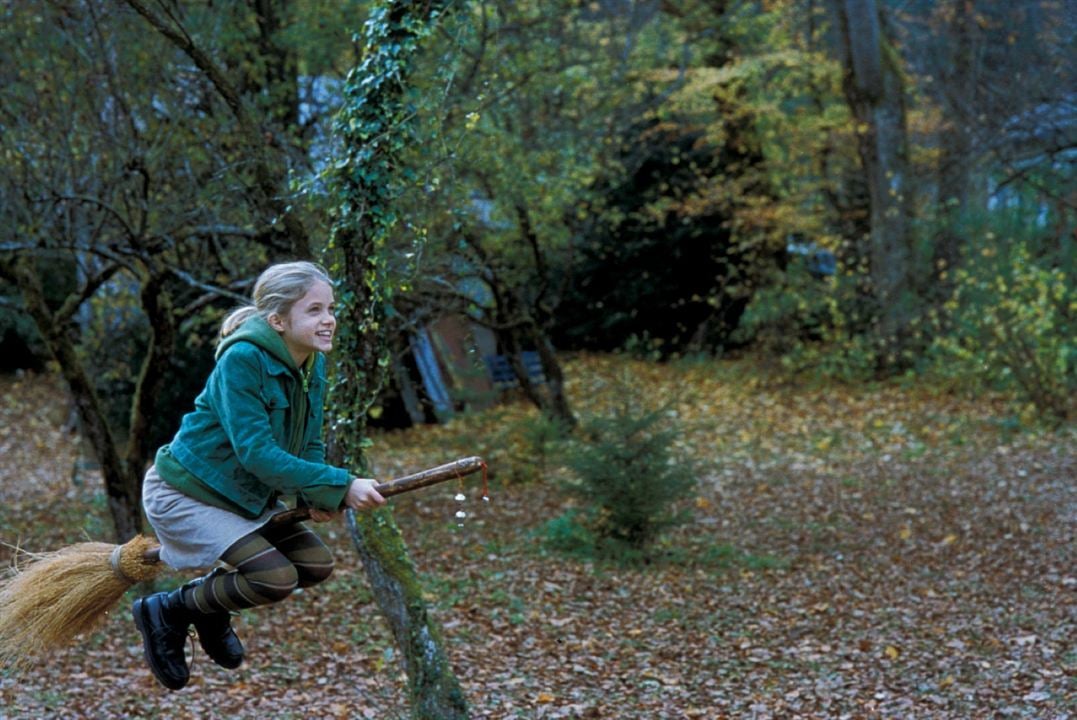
[0, 1, 1073, 718]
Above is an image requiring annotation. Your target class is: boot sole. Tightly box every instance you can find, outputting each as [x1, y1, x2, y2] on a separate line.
[132, 598, 189, 691]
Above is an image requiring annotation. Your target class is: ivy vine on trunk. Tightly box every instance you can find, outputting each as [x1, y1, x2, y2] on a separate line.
[322, 1, 469, 718]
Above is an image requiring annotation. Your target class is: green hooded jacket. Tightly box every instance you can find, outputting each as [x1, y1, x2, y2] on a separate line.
[155, 315, 351, 518]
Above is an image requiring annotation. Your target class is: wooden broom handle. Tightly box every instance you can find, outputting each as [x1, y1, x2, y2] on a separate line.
[267, 455, 486, 527]
[142, 456, 485, 563]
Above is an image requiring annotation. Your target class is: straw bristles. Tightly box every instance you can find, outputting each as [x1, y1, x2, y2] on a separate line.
[0, 535, 164, 668]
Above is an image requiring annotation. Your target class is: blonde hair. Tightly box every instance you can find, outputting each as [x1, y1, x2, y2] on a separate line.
[220, 261, 333, 338]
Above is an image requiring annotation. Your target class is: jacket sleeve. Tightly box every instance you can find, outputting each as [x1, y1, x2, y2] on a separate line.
[208, 346, 350, 510]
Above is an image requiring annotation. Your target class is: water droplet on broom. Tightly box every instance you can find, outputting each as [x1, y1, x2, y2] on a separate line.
[454, 493, 466, 502]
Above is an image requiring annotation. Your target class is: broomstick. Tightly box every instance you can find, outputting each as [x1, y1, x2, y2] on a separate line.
[0, 455, 486, 669]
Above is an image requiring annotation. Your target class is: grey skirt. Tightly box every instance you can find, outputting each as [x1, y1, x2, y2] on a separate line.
[142, 464, 283, 570]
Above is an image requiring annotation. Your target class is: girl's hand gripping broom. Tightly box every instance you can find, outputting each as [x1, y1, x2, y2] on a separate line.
[0, 455, 486, 669]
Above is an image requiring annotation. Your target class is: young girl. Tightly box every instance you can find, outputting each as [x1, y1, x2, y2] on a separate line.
[133, 261, 385, 691]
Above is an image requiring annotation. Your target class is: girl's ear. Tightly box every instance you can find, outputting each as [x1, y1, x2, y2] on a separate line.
[267, 313, 286, 332]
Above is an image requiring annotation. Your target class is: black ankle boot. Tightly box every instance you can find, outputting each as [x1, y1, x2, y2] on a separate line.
[132, 589, 192, 690]
[185, 570, 245, 669]
[192, 611, 245, 669]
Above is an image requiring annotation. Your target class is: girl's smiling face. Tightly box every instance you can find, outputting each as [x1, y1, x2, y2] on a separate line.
[268, 280, 336, 367]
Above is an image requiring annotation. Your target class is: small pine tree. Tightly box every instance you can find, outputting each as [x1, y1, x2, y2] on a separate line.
[560, 398, 697, 557]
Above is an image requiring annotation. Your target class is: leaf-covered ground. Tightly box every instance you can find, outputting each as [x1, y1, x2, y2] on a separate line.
[1, 355, 1073, 719]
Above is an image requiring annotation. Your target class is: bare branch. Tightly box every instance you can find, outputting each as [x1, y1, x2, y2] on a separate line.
[167, 267, 251, 306]
[47, 192, 138, 242]
[53, 262, 125, 324]
[123, 0, 244, 118]
[0, 242, 41, 253]
[172, 225, 260, 240]
[122, 0, 312, 256]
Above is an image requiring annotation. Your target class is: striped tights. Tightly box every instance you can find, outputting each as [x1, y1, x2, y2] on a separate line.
[181, 521, 334, 614]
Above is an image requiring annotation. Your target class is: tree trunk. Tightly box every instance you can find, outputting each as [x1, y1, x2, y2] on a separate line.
[509, 203, 576, 428]
[10, 258, 142, 542]
[829, 0, 916, 362]
[124, 267, 177, 484]
[531, 334, 576, 429]
[932, 0, 986, 303]
[331, 245, 471, 720]
[465, 226, 576, 429]
[502, 321, 575, 429]
[347, 510, 469, 718]
[325, 1, 469, 717]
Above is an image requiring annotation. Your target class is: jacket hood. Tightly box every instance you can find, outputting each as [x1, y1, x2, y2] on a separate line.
[215, 315, 298, 370]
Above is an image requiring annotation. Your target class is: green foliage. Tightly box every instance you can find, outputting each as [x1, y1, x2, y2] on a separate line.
[735, 261, 881, 382]
[932, 230, 1075, 425]
[408, 0, 655, 245]
[547, 392, 697, 562]
[387, 1, 690, 353]
[519, 411, 572, 483]
[735, 265, 826, 352]
[558, 117, 772, 355]
[541, 509, 599, 559]
[553, 1, 860, 356]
